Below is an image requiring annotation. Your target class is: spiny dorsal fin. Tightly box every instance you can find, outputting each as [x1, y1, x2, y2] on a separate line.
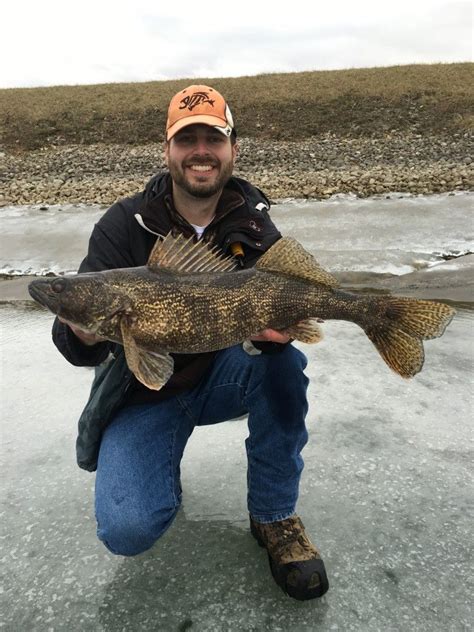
[148, 232, 237, 273]
[256, 237, 339, 288]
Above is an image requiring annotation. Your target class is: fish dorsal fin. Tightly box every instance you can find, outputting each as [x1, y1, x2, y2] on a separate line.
[148, 232, 237, 273]
[256, 237, 339, 288]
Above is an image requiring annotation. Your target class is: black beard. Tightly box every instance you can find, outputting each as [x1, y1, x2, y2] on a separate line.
[180, 179, 229, 198]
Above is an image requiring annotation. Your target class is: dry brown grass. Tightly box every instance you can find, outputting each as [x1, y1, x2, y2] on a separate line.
[1, 63, 472, 151]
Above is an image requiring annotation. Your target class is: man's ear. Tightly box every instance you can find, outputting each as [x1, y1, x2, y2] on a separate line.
[232, 141, 239, 162]
[163, 141, 169, 166]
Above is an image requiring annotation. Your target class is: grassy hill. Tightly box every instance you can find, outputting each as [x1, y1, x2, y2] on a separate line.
[1, 63, 472, 151]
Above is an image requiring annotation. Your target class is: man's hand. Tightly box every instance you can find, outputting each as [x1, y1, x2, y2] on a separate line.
[250, 328, 292, 344]
[58, 317, 105, 347]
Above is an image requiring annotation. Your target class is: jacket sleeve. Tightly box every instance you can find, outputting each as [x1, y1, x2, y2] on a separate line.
[52, 199, 139, 366]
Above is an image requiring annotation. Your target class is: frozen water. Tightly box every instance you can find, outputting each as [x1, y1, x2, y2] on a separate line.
[1, 203, 107, 276]
[1, 192, 472, 277]
[271, 192, 474, 275]
[1, 306, 473, 630]
[1, 192, 473, 630]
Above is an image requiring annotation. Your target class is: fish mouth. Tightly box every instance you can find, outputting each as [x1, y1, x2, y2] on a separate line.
[28, 278, 63, 312]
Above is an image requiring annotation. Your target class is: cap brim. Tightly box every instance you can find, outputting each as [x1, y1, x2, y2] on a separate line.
[167, 115, 231, 141]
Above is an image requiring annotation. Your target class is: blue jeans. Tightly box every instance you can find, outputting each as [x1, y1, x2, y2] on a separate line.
[95, 343, 309, 556]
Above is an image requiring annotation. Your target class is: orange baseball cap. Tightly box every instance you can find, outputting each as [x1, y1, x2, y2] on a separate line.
[166, 85, 235, 141]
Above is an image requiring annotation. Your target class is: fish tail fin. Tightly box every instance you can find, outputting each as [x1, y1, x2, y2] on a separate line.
[363, 297, 456, 378]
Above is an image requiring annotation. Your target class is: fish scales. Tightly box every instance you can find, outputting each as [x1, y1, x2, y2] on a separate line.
[97, 267, 320, 353]
[28, 232, 456, 390]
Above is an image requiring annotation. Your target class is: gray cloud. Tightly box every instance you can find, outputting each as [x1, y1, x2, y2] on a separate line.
[1, 0, 471, 88]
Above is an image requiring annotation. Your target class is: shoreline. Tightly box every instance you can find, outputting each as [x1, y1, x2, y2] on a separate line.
[2, 132, 473, 205]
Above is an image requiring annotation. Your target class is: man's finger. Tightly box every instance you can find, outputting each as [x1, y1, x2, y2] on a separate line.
[250, 328, 291, 343]
[58, 317, 105, 346]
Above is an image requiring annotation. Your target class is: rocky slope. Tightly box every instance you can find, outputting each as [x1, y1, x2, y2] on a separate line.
[2, 131, 472, 205]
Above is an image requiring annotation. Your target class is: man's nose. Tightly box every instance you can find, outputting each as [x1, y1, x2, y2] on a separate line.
[193, 138, 213, 154]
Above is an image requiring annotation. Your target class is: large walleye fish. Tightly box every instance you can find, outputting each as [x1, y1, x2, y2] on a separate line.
[28, 233, 455, 390]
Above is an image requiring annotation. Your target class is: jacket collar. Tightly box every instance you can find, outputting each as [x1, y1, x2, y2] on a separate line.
[137, 172, 246, 237]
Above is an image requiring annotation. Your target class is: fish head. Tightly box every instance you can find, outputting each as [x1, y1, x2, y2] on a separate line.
[28, 272, 126, 333]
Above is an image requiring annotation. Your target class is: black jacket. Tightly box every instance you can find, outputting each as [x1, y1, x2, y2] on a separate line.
[52, 173, 286, 469]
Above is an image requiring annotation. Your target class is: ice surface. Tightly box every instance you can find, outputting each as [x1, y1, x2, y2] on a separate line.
[0, 203, 106, 276]
[270, 192, 473, 275]
[1, 192, 472, 277]
[1, 192, 473, 629]
[1, 304, 473, 631]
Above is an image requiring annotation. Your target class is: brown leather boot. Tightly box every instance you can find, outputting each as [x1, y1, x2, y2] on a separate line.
[250, 515, 329, 600]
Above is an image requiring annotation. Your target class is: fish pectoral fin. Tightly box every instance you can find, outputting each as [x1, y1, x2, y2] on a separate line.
[133, 349, 174, 391]
[256, 237, 339, 288]
[120, 319, 174, 390]
[285, 319, 324, 344]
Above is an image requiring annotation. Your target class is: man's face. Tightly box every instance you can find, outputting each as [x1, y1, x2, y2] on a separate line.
[164, 124, 237, 198]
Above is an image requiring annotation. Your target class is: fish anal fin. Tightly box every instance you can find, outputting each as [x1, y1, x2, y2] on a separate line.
[285, 319, 324, 344]
[256, 237, 339, 288]
[120, 318, 174, 390]
[147, 231, 236, 274]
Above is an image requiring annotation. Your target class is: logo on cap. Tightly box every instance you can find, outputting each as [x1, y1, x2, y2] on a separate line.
[179, 92, 215, 111]
[166, 84, 235, 141]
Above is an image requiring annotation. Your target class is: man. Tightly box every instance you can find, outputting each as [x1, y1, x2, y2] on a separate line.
[53, 85, 329, 600]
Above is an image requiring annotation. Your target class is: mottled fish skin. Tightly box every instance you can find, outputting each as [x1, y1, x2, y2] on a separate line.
[91, 268, 382, 353]
[28, 233, 456, 387]
[90, 267, 346, 351]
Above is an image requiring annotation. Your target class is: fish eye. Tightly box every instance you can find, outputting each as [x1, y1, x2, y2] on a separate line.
[51, 278, 66, 293]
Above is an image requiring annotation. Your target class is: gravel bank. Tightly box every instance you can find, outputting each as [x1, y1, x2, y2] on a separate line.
[2, 132, 473, 205]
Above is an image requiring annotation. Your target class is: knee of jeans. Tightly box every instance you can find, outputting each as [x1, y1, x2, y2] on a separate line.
[97, 504, 179, 556]
[258, 344, 308, 383]
[281, 344, 308, 370]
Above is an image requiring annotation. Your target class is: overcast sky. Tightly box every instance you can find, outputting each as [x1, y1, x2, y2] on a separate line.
[1, 0, 472, 88]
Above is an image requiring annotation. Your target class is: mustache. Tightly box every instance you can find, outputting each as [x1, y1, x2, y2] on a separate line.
[184, 156, 219, 167]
